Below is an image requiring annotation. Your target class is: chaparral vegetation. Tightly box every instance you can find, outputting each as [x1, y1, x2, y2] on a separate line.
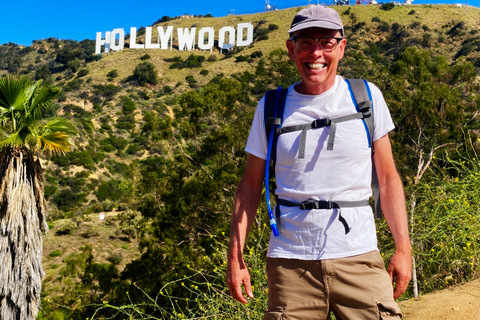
[0, 4, 479, 320]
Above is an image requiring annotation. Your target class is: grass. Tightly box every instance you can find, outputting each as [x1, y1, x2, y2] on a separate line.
[42, 211, 141, 302]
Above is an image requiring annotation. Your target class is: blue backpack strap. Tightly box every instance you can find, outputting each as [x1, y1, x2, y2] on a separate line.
[345, 79, 382, 219]
[264, 88, 288, 167]
[264, 87, 288, 236]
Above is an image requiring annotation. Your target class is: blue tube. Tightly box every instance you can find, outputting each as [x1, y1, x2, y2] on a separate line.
[264, 87, 282, 237]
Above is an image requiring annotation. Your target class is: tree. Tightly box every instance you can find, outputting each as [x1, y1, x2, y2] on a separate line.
[0, 75, 77, 319]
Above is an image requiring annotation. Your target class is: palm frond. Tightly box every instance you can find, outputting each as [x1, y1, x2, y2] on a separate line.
[37, 132, 73, 154]
[0, 75, 27, 111]
[25, 81, 60, 122]
[43, 118, 78, 136]
[0, 131, 25, 148]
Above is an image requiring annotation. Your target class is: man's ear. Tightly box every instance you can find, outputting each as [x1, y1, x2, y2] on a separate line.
[286, 39, 295, 61]
[337, 38, 347, 60]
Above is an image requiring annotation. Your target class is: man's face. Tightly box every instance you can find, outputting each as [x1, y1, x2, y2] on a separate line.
[286, 27, 346, 95]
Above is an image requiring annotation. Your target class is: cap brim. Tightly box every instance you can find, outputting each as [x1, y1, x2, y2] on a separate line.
[288, 20, 344, 35]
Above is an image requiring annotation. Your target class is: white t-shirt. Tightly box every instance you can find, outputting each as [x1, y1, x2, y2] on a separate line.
[245, 76, 394, 260]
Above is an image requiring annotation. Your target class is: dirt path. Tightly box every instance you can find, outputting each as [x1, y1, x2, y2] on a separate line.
[398, 279, 480, 320]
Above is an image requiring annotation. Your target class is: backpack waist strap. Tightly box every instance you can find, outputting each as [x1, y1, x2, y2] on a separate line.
[276, 198, 370, 234]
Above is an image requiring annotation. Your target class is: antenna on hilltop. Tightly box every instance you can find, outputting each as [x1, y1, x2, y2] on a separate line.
[265, 0, 277, 11]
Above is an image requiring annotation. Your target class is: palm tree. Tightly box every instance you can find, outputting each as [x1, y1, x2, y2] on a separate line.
[0, 75, 77, 319]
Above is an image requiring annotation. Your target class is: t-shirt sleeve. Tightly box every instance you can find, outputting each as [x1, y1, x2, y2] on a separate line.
[368, 82, 395, 141]
[245, 96, 268, 160]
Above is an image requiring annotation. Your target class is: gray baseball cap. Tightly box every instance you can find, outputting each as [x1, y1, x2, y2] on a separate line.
[288, 5, 344, 36]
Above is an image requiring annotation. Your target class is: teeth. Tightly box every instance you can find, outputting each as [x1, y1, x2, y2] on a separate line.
[308, 63, 325, 70]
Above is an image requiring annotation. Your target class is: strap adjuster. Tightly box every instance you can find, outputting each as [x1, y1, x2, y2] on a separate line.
[311, 118, 331, 129]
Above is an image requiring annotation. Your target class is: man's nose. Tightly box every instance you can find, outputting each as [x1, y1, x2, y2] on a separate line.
[310, 41, 324, 57]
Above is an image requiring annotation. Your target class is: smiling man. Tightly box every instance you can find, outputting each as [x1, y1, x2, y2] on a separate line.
[227, 5, 411, 319]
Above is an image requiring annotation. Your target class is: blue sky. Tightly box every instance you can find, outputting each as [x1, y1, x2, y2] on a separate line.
[2, 0, 478, 46]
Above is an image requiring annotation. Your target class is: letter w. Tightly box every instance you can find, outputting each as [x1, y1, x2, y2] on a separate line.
[177, 28, 196, 51]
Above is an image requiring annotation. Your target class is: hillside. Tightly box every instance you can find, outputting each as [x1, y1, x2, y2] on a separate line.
[1, 3, 480, 319]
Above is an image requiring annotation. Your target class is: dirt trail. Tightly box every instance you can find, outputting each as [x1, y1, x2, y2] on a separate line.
[398, 279, 480, 320]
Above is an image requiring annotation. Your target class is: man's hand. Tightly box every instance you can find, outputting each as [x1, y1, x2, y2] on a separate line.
[387, 251, 412, 299]
[227, 257, 254, 303]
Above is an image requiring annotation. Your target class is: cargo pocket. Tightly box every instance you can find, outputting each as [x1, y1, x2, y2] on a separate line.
[377, 299, 402, 319]
[263, 307, 285, 320]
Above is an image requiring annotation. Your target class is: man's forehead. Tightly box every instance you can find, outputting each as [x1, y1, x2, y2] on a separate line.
[291, 27, 342, 37]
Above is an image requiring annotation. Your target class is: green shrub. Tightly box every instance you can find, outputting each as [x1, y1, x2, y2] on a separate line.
[49, 250, 62, 257]
[132, 61, 159, 86]
[95, 179, 123, 202]
[185, 75, 197, 88]
[121, 96, 136, 115]
[380, 3, 395, 10]
[140, 54, 151, 60]
[268, 24, 279, 31]
[93, 83, 121, 100]
[166, 54, 206, 69]
[77, 69, 89, 77]
[52, 189, 87, 211]
[55, 221, 78, 236]
[107, 69, 118, 78]
[115, 115, 135, 131]
[126, 144, 141, 155]
[80, 226, 100, 238]
[44, 185, 58, 199]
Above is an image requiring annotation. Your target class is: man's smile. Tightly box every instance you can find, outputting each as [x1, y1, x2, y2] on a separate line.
[306, 62, 326, 70]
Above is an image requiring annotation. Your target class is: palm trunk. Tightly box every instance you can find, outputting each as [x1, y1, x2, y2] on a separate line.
[0, 147, 48, 320]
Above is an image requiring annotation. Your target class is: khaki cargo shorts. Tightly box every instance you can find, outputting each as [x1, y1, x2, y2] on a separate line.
[263, 250, 402, 320]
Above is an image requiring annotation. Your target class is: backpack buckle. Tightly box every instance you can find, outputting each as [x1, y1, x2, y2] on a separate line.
[312, 118, 331, 129]
[266, 117, 282, 126]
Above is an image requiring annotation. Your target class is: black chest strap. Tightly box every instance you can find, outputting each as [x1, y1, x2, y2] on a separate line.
[270, 106, 371, 159]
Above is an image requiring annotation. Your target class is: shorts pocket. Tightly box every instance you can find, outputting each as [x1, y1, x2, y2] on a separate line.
[377, 299, 402, 319]
[263, 307, 285, 320]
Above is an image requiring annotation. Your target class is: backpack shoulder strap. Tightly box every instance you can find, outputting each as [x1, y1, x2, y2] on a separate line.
[264, 87, 288, 236]
[345, 79, 382, 219]
[264, 88, 288, 165]
[345, 79, 374, 149]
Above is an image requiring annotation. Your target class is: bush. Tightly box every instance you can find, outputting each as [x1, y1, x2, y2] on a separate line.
[132, 61, 159, 86]
[121, 96, 136, 115]
[115, 115, 135, 131]
[268, 24, 279, 31]
[55, 221, 78, 236]
[380, 3, 395, 10]
[167, 54, 206, 69]
[140, 54, 151, 60]
[107, 69, 118, 79]
[77, 69, 89, 77]
[93, 84, 121, 100]
[185, 75, 197, 88]
[80, 226, 100, 238]
[49, 250, 62, 257]
[95, 179, 123, 202]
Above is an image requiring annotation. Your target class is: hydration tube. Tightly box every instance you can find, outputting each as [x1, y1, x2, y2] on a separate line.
[264, 87, 282, 237]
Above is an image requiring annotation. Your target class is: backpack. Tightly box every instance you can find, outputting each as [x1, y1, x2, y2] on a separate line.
[263, 79, 381, 236]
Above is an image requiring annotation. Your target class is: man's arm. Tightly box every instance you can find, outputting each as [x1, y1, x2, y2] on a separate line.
[227, 153, 266, 303]
[373, 134, 412, 299]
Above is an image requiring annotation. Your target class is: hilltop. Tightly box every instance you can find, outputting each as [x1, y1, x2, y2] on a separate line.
[0, 4, 479, 319]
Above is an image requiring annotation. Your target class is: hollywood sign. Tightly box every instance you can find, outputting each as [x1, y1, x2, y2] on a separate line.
[95, 23, 254, 54]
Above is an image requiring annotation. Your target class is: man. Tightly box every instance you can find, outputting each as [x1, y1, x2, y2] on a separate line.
[227, 5, 412, 320]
